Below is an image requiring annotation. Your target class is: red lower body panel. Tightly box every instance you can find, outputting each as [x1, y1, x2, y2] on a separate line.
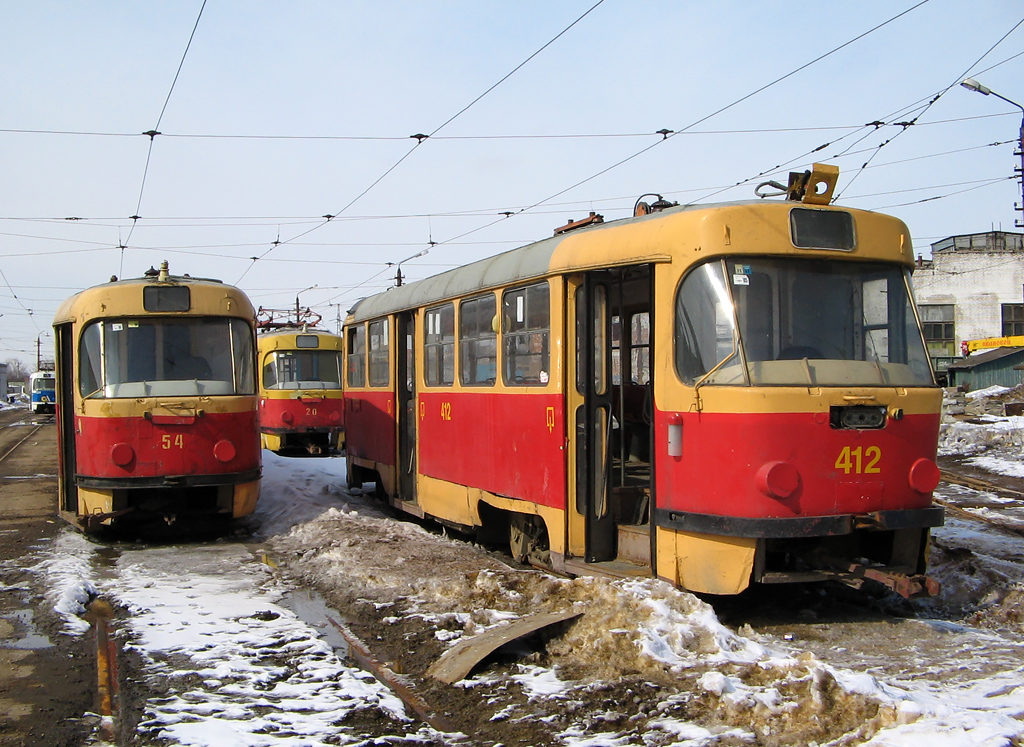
[75, 411, 260, 481]
[655, 409, 940, 520]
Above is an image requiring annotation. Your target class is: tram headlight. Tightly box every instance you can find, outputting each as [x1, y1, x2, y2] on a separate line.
[110, 442, 134, 467]
[282, 411, 294, 424]
[214, 440, 237, 463]
[908, 458, 940, 493]
[756, 460, 801, 499]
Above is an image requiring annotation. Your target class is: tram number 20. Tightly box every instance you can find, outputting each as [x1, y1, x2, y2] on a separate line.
[161, 434, 185, 450]
[835, 445, 881, 475]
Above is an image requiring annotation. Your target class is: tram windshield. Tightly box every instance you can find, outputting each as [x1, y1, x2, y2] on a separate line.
[78, 317, 255, 398]
[262, 350, 343, 390]
[675, 258, 934, 387]
[32, 376, 55, 391]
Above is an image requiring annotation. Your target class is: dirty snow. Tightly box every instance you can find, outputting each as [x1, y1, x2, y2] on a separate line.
[27, 389, 1024, 745]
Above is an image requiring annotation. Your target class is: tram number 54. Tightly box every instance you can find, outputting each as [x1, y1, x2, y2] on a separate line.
[161, 434, 185, 450]
[835, 445, 881, 475]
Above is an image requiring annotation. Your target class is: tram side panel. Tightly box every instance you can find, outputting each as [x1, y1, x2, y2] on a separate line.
[344, 390, 396, 485]
[417, 390, 566, 510]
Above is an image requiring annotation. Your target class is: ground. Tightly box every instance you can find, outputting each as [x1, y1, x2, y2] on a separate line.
[0, 407, 95, 747]
[3, 403, 1024, 746]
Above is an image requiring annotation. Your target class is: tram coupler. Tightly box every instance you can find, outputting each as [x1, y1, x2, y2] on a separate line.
[83, 507, 135, 532]
[844, 563, 940, 599]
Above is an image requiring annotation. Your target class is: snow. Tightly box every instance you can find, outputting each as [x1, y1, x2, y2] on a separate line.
[964, 385, 1012, 401]
[26, 385, 1024, 745]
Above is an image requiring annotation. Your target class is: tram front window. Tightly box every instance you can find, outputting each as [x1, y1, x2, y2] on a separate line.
[675, 258, 933, 387]
[262, 351, 343, 390]
[79, 317, 255, 398]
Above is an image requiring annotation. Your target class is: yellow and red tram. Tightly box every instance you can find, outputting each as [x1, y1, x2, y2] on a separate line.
[53, 262, 261, 531]
[343, 165, 943, 597]
[257, 309, 345, 455]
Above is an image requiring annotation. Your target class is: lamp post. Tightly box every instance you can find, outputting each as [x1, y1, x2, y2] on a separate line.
[961, 78, 1024, 228]
[295, 284, 317, 319]
[393, 249, 429, 288]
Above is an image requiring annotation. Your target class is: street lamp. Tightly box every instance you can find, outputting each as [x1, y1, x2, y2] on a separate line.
[392, 249, 429, 288]
[295, 284, 317, 319]
[961, 78, 1024, 228]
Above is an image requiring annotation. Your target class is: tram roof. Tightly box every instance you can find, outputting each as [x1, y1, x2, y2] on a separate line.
[347, 197, 912, 323]
[53, 272, 255, 326]
[347, 202, 698, 322]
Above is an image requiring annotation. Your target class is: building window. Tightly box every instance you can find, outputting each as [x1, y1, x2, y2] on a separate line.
[920, 304, 956, 356]
[1002, 304, 1024, 337]
[347, 324, 365, 387]
[368, 319, 389, 387]
[503, 282, 550, 386]
[424, 304, 455, 386]
[459, 294, 497, 386]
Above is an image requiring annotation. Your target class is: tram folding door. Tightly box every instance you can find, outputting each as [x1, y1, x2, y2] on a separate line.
[570, 273, 616, 562]
[397, 312, 417, 501]
[55, 324, 78, 515]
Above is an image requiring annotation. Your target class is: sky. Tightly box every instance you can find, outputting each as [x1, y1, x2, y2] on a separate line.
[1, 0, 1023, 368]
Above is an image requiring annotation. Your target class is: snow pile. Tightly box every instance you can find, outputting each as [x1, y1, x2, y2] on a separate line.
[34, 530, 98, 635]
[250, 452, 354, 538]
[964, 385, 1013, 401]
[939, 415, 1024, 457]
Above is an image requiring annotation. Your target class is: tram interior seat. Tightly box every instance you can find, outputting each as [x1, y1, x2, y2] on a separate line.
[613, 383, 651, 463]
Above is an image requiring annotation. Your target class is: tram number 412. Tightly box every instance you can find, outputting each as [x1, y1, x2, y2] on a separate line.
[835, 445, 881, 474]
[161, 434, 185, 450]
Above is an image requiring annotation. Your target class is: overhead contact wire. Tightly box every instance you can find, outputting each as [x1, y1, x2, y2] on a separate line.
[121, 0, 208, 276]
[234, 0, 608, 285]
[836, 13, 1024, 199]
[433, 0, 935, 249]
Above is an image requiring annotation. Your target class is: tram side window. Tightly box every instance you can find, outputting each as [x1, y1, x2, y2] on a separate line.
[459, 294, 497, 386]
[368, 319, 390, 387]
[503, 282, 550, 386]
[79, 323, 103, 397]
[424, 304, 455, 386]
[347, 325, 366, 387]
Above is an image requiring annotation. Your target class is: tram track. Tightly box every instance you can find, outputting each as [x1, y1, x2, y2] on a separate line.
[936, 468, 1024, 538]
[0, 419, 45, 467]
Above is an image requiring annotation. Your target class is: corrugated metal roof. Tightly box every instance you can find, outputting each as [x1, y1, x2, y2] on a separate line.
[348, 200, 759, 323]
[349, 233, 565, 322]
[947, 347, 1024, 370]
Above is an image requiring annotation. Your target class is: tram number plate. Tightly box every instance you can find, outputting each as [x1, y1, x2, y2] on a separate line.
[161, 434, 185, 450]
[835, 445, 881, 475]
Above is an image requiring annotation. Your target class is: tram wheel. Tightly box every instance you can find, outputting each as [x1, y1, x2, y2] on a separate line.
[509, 513, 550, 567]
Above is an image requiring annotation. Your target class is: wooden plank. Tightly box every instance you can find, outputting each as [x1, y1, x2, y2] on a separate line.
[426, 610, 582, 684]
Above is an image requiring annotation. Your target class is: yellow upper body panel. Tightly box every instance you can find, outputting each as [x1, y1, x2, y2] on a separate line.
[550, 201, 914, 276]
[54, 273, 255, 327]
[256, 328, 344, 355]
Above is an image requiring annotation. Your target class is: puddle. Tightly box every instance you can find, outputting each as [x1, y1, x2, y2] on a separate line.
[277, 588, 351, 659]
[1, 609, 53, 650]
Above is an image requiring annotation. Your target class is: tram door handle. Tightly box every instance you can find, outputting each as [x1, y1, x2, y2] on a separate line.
[667, 413, 683, 458]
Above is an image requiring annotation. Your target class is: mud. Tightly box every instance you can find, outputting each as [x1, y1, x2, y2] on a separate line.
[0, 410, 95, 747]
